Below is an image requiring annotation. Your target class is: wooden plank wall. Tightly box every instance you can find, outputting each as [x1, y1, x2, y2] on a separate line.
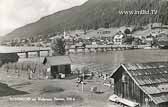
[113, 66, 165, 107]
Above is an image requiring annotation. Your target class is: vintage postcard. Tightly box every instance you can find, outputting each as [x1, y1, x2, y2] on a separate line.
[0, 0, 168, 107]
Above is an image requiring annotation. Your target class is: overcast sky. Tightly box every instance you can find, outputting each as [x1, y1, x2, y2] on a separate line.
[0, 0, 87, 36]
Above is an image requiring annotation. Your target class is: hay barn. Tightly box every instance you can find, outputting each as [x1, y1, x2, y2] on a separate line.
[111, 62, 168, 107]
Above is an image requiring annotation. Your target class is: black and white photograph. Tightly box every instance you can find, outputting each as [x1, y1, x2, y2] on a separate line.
[0, 0, 168, 107]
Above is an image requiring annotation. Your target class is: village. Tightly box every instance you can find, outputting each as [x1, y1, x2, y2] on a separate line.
[1, 23, 168, 50]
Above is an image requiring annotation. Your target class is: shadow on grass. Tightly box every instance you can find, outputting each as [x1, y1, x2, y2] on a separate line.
[64, 74, 78, 80]
[94, 91, 104, 94]
[40, 86, 64, 94]
[0, 83, 28, 97]
[10, 82, 32, 88]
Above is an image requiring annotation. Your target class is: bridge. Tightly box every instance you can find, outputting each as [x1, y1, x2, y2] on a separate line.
[66, 45, 137, 53]
[0, 47, 51, 58]
[17, 49, 51, 58]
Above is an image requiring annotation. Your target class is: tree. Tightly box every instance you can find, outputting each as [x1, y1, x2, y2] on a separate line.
[51, 37, 66, 56]
[94, 21, 99, 30]
[159, 2, 168, 25]
[124, 29, 131, 35]
[104, 22, 110, 28]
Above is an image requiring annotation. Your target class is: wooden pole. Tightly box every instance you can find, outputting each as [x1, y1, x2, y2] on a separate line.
[37, 51, 40, 57]
[25, 52, 29, 58]
[82, 73, 85, 93]
[47, 50, 50, 56]
[81, 82, 84, 93]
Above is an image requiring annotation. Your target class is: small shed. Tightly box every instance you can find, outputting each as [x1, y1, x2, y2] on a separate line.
[110, 62, 168, 107]
[43, 56, 71, 79]
[0, 53, 19, 66]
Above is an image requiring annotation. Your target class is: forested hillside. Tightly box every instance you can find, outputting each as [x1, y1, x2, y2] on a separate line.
[5, 0, 168, 39]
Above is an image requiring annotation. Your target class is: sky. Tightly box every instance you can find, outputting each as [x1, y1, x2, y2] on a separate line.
[0, 0, 88, 36]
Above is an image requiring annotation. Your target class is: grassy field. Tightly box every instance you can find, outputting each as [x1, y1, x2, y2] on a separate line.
[0, 68, 121, 107]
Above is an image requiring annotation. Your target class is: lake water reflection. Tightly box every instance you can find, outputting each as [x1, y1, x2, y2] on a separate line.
[1, 46, 168, 65]
[70, 49, 168, 64]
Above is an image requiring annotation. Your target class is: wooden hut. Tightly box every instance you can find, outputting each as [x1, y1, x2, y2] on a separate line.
[44, 56, 71, 78]
[0, 53, 19, 66]
[110, 62, 168, 107]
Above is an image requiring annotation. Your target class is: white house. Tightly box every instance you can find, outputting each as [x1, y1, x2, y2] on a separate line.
[113, 31, 126, 45]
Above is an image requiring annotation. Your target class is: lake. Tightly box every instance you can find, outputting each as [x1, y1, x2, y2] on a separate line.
[1, 46, 168, 71]
[70, 49, 168, 64]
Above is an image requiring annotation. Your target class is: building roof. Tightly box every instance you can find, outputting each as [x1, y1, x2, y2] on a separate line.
[111, 62, 168, 104]
[46, 56, 71, 66]
[114, 34, 124, 39]
[19, 56, 71, 66]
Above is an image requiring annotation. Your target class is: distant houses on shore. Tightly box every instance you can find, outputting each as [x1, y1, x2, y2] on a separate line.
[1, 24, 168, 49]
[113, 31, 126, 45]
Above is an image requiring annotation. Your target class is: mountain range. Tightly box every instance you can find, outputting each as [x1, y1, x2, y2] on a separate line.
[4, 0, 168, 39]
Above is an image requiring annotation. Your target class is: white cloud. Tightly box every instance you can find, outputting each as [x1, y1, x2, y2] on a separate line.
[0, 0, 87, 36]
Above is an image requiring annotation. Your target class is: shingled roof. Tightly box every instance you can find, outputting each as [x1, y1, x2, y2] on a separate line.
[46, 56, 71, 65]
[111, 62, 168, 104]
